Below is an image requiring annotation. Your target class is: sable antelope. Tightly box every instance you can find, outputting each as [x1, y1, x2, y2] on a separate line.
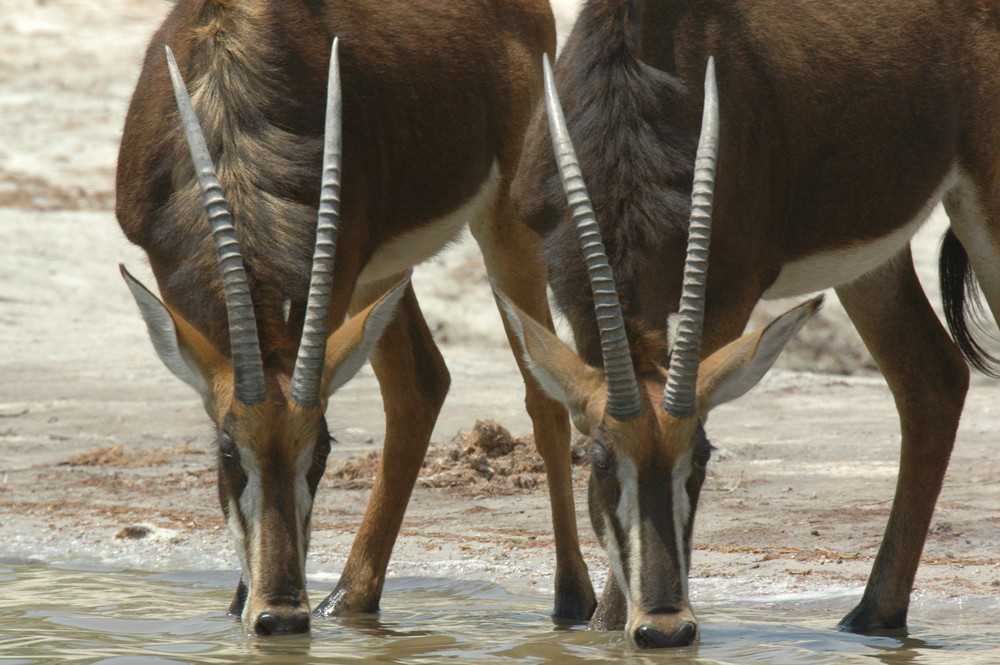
[498, 54, 819, 648]
[116, 0, 597, 635]
[505, 0, 996, 649]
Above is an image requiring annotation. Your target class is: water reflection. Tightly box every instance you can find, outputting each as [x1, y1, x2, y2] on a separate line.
[0, 563, 997, 664]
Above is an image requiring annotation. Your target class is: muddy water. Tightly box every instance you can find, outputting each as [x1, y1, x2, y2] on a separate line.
[1, 561, 998, 665]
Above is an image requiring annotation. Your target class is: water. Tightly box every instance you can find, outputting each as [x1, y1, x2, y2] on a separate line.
[1, 561, 998, 664]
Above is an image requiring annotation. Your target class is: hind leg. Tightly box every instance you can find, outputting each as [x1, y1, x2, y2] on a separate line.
[314, 276, 450, 615]
[835, 247, 969, 631]
[471, 199, 596, 621]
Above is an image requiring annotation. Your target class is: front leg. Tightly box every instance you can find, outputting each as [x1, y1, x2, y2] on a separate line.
[588, 571, 627, 630]
[228, 578, 248, 616]
[835, 247, 969, 631]
[314, 278, 450, 616]
[473, 199, 596, 622]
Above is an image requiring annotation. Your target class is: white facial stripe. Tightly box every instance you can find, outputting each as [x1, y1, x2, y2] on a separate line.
[235, 448, 264, 593]
[672, 451, 693, 598]
[611, 451, 695, 618]
[227, 497, 250, 574]
[294, 445, 315, 564]
[225, 492, 252, 623]
[615, 455, 641, 612]
[248, 445, 314, 580]
[601, 522, 631, 618]
[228, 441, 315, 612]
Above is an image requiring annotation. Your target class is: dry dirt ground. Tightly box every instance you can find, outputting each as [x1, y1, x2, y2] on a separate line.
[2, 0, 999, 618]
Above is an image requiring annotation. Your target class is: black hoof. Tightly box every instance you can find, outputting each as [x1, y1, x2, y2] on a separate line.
[313, 589, 379, 617]
[553, 589, 597, 624]
[838, 603, 907, 634]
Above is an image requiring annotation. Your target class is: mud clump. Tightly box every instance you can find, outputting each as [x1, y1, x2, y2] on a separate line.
[114, 523, 182, 544]
[327, 451, 381, 490]
[115, 524, 153, 540]
[60, 443, 204, 468]
[327, 419, 589, 495]
[423, 419, 544, 491]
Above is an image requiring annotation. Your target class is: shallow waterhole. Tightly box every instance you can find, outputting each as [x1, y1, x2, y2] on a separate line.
[0, 561, 997, 664]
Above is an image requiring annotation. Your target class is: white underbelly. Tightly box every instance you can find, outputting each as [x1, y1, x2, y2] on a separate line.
[763, 166, 957, 299]
[358, 160, 501, 284]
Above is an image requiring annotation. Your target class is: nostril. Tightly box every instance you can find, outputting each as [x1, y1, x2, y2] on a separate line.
[634, 620, 698, 648]
[254, 610, 310, 636]
[634, 624, 670, 649]
[672, 620, 698, 645]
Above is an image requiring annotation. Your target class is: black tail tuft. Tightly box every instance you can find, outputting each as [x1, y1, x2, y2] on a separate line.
[939, 229, 1000, 377]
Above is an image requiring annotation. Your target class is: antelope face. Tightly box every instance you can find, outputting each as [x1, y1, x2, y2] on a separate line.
[122, 267, 408, 635]
[495, 289, 821, 647]
[583, 407, 709, 648]
[211, 400, 330, 635]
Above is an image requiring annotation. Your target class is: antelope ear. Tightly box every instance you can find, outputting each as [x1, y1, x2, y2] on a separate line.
[696, 296, 823, 412]
[120, 264, 226, 402]
[322, 273, 410, 397]
[492, 284, 603, 433]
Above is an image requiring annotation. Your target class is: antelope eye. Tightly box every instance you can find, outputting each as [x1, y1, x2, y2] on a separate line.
[691, 446, 710, 470]
[693, 432, 714, 470]
[218, 434, 238, 462]
[590, 442, 613, 475]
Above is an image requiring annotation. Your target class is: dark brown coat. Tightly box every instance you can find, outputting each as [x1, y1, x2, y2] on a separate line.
[512, 0, 1000, 642]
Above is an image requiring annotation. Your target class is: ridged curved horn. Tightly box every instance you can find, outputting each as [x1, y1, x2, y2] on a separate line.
[165, 46, 266, 405]
[290, 37, 342, 408]
[542, 54, 641, 421]
[662, 57, 720, 418]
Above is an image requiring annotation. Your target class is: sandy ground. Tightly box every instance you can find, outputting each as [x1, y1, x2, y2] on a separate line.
[2, 0, 999, 619]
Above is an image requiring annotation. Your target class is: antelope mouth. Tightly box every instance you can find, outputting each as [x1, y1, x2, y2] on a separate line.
[628, 607, 698, 649]
[251, 605, 311, 636]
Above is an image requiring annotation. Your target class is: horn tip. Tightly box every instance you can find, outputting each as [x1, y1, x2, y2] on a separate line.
[329, 35, 339, 65]
[702, 55, 719, 119]
[164, 44, 177, 69]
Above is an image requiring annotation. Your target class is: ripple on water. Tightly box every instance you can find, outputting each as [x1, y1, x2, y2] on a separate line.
[1, 563, 998, 664]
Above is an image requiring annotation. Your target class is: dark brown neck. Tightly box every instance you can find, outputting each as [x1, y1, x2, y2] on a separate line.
[636, 0, 681, 74]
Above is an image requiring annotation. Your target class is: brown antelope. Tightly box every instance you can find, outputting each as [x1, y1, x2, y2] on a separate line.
[503, 0, 997, 649]
[115, 0, 597, 636]
[498, 53, 819, 648]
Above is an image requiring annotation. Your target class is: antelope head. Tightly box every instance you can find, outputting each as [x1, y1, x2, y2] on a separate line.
[495, 56, 821, 648]
[121, 41, 402, 635]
